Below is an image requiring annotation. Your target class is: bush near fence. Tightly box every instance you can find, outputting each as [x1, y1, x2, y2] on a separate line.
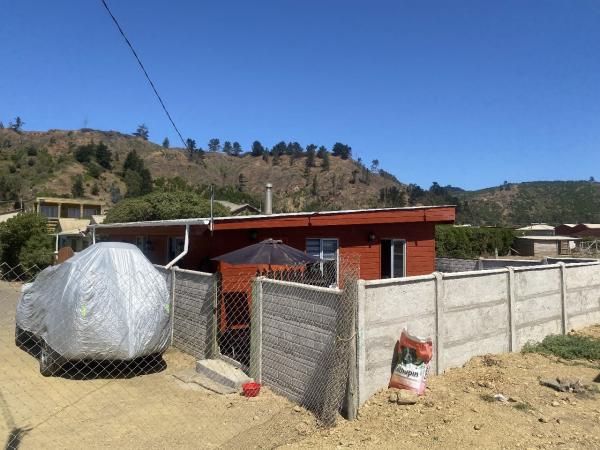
[435, 225, 515, 258]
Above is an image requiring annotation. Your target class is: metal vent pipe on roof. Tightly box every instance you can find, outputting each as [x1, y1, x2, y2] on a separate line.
[264, 183, 273, 215]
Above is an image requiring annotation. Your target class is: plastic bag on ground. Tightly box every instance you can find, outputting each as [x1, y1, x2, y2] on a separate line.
[389, 330, 433, 395]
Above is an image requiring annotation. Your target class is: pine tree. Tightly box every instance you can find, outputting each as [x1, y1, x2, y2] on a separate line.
[321, 150, 330, 171]
[71, 175, 85, 198]
[223, 141, 233, 155]
[305, 144, 316, 168]
[208, 138, 221, 152]
[232, 141, 242, 156]
[133, 123, 149, 140]
[251, 141, 265, 157]
[162, 137, 170, 148]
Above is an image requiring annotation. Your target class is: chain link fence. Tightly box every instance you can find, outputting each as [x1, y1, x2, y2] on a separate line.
[0, 263, 41, 283]
[1, 252, 361, 448]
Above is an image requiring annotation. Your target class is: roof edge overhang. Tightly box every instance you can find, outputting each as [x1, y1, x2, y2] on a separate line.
[91, 205, 456, 231]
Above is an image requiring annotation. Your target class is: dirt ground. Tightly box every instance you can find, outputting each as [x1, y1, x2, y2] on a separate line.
[291, 325, 600, 449]
[1, 280, 599, 449]
[0, 282, 316, 449]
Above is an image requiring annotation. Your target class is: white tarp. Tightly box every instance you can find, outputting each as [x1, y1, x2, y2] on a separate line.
[16, 242, 171, 360]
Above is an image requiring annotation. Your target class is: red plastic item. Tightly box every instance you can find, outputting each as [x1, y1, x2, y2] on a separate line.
[242, 382, 261, 397]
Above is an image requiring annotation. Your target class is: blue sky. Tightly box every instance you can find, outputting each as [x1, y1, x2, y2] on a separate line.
[2, 1, 600, 190]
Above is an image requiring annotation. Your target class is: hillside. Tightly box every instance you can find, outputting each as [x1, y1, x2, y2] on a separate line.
[2, 128, 598, 226]
[0, 128, 405, 213]
[456, 181, 600, 226]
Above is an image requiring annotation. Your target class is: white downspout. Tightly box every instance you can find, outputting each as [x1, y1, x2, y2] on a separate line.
[165, 224, 189, 269]
[92, 228, 96, 245]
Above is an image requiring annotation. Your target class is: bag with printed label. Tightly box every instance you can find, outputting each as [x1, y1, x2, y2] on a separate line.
[388, 330, 433, 395]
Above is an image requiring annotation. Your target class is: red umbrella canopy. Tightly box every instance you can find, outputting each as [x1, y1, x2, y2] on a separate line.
[212, 238, 321, 266]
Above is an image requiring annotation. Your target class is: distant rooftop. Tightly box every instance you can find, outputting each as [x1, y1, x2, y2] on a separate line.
[516, 224, 555, 231]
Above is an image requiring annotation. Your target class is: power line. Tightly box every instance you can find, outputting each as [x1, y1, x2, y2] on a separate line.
[99, 0, 188, 148]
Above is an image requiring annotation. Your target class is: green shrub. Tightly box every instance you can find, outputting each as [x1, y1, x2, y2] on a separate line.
[522, 334, 600, 361]
[19, 233, 54, 271]
[105, 191, 230, 223]
[0, 213, 52, 270]
[435, 225, 515, 258]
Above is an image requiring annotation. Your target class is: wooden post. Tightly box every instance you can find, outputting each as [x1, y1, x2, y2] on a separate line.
[433, 272, 444, 375]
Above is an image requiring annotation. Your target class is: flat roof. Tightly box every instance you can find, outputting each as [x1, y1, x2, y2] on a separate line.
[516, 224, 555, 231]
[36, 197, 105, 206]
[516, 235, 580, 241]
[91, 205, 455, 229]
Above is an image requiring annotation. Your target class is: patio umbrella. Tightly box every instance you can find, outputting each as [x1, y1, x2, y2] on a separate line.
[212, 238, 321, 266]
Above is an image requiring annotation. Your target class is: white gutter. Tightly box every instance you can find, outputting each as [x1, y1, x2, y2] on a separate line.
[165, 224, 189, 269]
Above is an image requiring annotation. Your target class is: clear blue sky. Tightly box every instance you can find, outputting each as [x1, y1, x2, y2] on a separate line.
[2, 1, 600, 190]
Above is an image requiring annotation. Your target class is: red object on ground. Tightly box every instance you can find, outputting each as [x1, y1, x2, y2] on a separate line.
[242, 382, 261, 397]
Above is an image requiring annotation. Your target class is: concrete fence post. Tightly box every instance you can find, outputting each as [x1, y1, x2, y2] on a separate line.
[507, 267, 516, 352]
[355, 279, 366, 408]
[342, 278, 359, 421]
[170, 267, 177, 346]
[559, 262, 568, 334]
[433, 272, 444, 375]
[211, 272, 221, 358]
[249, 277, 263, 383]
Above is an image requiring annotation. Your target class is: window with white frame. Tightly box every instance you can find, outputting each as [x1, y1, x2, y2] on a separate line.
[306, 238, 339, 286]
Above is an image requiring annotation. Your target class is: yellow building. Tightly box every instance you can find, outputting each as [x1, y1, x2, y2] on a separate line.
[34, 197, 105, 233]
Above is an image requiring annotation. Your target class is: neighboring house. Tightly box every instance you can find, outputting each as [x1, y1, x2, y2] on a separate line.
[214, 201, 260, 216]
[516, 223, 555, 236]
[555, 224, 578, 236]
[34, 197, 105, 233]
[56, 218, 92, 253]
[0, 209, 21, 224]
[570, 224, 600, 238]
[90, 215, 106, 225]
[514, 235, 580, 257]
[91, 205, 455, 282]
[554, 223, 600, 238]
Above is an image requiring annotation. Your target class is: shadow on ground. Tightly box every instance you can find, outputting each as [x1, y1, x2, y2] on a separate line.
[15, 336, 166, 380]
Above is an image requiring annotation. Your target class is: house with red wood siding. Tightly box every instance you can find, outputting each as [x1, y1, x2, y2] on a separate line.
[91, 205, 455, 281]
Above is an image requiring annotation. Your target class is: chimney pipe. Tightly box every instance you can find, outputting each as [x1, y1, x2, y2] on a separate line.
[264, 183, 273, 215]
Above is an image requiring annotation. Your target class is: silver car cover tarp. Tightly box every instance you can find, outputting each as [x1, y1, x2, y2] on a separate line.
[16, 242, 171, 360]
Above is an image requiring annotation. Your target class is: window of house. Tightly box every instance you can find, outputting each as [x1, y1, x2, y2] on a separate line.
[135, 236, 151, 257]
[168, 237, 185, 262]
[83, 207, 98, 218]
[306, 238, 339, 286]
[67, 207, 80, 218]
[40, 205, 58, 218]
[381, 239, 406, 278]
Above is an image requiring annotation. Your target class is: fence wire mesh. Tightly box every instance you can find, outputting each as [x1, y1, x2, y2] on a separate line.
[1, 252, 360, 448]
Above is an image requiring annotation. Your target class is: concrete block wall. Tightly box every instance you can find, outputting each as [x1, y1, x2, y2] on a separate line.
[436, 258, 478, 273]
[171, 268, 215, 359]
[253, 278, 343, 408]
[357, 261, 600, 405]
